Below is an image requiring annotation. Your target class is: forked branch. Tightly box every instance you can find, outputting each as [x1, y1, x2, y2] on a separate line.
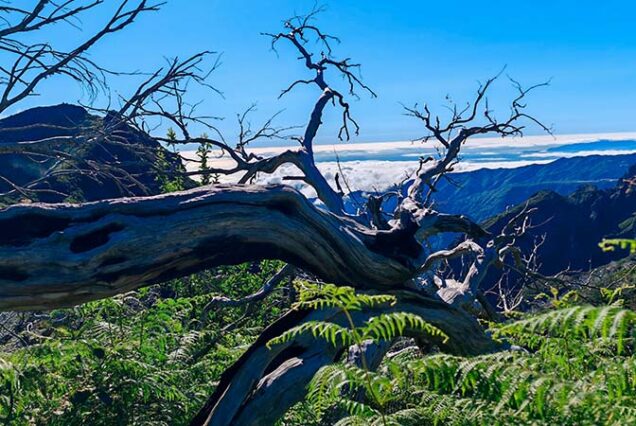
[0, 1, 162, 113]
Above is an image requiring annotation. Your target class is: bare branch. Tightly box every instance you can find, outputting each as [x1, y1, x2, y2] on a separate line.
[199, 264, 296, 323]
[0, 1, 163, 113]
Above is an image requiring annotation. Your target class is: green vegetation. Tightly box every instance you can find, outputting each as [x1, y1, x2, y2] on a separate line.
[3, 267, 634, 425]
[282, 303, 636, 426]
[599, 238, 636, 255]
[154, 128, 186, 193]
[196, 133, 218, 186]
[0, 262, 288, 425]
[267, 283, 448, 350]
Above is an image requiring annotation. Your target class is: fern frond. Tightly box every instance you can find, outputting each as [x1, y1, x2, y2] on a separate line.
[266, 321, 353, 349]
[293, 283, 396, 312]
[495, 305, 636, 354]
[362, 312, 448, 344]
[167, 330, 207, 363]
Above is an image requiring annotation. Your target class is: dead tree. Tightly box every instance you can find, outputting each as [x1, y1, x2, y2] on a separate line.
[0, 4, 550, 425]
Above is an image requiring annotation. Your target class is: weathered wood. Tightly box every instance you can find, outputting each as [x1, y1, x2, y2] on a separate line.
[191, 291, 500, 426]
[0, 182, 501, 424]
[0, 184, 422, 310]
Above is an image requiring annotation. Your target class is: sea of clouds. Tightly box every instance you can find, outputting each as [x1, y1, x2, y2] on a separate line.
[181, 132, 636, 198]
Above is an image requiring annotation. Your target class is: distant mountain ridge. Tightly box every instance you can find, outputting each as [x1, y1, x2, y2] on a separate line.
[342, 153, 636, 285]
[344, 153, 636, 226]
[0, 104, 191, 204]
[430, 154, 636, 222]
[483, 164, 636, 275]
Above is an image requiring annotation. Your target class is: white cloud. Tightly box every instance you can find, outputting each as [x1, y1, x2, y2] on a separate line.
[180, 132, 636, 194]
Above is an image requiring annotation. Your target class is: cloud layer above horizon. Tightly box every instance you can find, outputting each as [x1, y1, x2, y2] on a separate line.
[182, 132, 636, 197]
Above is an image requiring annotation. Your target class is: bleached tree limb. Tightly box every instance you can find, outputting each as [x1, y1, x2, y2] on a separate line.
[0, 185, 416, 310]
[0, 1, 162, 113]
[190, 291, 500, 426]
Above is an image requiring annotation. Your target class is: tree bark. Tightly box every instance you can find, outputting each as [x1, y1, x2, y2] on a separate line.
[0, 184, 420, 310]
[0, 184, 500, 425]
[190, 291, 500, 426]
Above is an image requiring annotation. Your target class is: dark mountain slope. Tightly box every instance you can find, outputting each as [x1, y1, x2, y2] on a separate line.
[483, 165, 636, 275]
[431, 154, 636, 222]
[0, 104, 191, 204]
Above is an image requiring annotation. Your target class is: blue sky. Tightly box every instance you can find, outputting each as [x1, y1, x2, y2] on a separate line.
[17, 0, 636, 143]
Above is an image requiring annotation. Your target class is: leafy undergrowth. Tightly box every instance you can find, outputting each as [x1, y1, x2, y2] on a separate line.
[281, 303, 636, 426]
[2, 264, 635, 426]
[0, 261, 288, 425]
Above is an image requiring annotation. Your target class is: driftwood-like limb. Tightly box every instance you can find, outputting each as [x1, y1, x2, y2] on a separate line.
[0, 5, 554, 425]
[107, 11, 373, 217]
[0, 185, 426, 311]
[396, 74, 550, 226]
[198, 263, 296, 324]
[191, 291, 500, 426]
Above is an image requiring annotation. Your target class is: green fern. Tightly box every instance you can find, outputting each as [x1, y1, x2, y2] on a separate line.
[363, 312, 448, 344]
[267, 322, 354, 349]
[494, 305, 636, 354]
[293, 282, 396, 312]
[285, 304, 636, 426]
[268, 284, 446, 350]
[270, 283, 447, 425]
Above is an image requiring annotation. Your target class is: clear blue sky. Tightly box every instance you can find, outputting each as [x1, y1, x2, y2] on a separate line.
[18, 0, 636, 143]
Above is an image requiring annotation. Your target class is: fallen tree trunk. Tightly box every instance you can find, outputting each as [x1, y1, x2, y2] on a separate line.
[191, 291, 500, 426]
[0, 184, 419, 310]
[0, 184, 501, 425]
